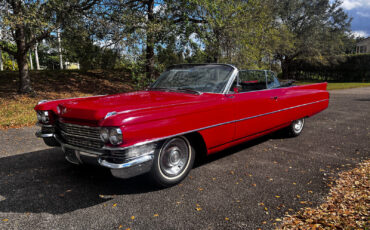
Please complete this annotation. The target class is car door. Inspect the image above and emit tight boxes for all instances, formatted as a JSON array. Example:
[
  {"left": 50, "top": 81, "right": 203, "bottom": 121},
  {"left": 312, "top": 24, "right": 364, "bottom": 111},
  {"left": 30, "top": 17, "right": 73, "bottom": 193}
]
[{"left": 232, "top": 70, "right": 282, "bottom": 140}]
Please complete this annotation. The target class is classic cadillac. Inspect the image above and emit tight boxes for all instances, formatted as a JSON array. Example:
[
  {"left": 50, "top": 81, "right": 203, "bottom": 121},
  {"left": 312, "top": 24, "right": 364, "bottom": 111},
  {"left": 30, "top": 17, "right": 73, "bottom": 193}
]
[{"left": 35, "top": 64, "right": 329, "bottom": 187}]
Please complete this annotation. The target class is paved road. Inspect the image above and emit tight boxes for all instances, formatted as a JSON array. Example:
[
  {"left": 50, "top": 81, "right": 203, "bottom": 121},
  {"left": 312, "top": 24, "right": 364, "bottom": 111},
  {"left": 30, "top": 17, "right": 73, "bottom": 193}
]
[{"left": 0, "top": 87, "right": 369, "bottom": 230}]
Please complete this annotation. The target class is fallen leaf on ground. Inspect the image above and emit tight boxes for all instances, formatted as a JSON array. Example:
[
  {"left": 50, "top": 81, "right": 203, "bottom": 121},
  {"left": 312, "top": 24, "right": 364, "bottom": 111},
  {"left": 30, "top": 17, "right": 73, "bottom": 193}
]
[{"left": 278, "top": 160, "right": 370, "bottom": 229}]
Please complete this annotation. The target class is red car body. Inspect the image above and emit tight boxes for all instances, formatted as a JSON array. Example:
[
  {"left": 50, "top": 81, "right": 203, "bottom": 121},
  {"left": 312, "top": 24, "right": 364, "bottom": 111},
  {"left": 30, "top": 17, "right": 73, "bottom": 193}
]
[{"left": 34, "top": 65, "right": 329, "bottom": 185}]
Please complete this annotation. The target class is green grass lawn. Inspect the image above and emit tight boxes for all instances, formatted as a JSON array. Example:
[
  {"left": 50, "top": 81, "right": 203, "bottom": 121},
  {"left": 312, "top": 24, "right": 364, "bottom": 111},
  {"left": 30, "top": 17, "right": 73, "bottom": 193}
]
[{"left": 295, "top": 82, "right": 370, "bottom": 90}]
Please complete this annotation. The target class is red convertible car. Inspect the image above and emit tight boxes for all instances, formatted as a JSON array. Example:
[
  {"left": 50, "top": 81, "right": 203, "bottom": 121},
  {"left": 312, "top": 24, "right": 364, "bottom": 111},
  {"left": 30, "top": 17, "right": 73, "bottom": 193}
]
[{"left": 35, "top": 64, "right": 329, "bottom": 187}]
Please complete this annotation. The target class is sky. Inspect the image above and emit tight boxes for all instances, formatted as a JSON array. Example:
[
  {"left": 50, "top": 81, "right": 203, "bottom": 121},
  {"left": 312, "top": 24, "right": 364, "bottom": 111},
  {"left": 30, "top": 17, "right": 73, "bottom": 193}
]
[{"left": 341, "top": 0, "right": 370, "bottom": 37}]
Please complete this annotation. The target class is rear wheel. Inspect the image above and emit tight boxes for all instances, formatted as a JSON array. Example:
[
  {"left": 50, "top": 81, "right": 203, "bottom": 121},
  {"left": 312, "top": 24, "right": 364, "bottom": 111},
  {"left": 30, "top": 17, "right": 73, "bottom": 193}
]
[
  {"left": 150, "top": 136, "right": 195, "bottom": 187},
  {"left": 286, "top": 118, "right": 305, "bottom": 137}
]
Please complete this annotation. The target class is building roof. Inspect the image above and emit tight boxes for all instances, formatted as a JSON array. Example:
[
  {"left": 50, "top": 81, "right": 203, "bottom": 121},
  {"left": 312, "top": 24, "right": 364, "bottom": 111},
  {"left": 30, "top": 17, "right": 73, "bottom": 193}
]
[{"left": 357, "top": 37, "right": 370, "bottom": 46}]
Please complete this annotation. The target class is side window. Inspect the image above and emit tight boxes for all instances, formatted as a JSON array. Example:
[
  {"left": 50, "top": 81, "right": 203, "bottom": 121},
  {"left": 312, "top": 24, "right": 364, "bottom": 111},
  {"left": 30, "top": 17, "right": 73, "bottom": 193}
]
[
  {"left": 266, "top": 72, "right": 280, "bottom": 89},
  {"left": 238, "top": 71, "right": 267, "bottom": 92}
]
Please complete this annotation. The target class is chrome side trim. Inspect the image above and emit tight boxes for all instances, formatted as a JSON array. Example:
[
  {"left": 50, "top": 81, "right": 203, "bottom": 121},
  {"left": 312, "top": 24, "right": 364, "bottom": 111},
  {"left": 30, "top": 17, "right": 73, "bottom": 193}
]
[{"left": 103, "top": 99, "right": 329, "bottom": 151}]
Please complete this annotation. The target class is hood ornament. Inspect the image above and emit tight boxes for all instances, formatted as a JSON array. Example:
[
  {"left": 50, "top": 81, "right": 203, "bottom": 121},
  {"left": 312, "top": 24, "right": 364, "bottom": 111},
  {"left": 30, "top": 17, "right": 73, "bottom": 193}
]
[{"left": 105, "top": 111, "right": 117, "bottom": 119}]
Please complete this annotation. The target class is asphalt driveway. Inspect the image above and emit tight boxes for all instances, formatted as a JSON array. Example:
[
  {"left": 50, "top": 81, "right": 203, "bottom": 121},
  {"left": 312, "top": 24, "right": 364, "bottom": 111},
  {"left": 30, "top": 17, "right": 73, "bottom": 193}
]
[{"left": 0, "top": 87, "right": 369, "bottom": 230}]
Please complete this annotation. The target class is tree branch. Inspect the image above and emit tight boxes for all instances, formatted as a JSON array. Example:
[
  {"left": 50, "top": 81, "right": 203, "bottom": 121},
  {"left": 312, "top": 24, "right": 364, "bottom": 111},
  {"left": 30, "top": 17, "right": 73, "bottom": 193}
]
[
  {"left": 173, "top": 17, "right": 207, "bottom": 24},
  {"left": 25, "top": 29, "right": 51, "bottom": 51}
]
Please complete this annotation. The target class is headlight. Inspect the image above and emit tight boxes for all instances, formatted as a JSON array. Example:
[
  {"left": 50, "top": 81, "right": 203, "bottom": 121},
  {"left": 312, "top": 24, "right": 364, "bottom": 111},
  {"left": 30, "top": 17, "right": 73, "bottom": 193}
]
[
  {"left": 37, "top": 111, "right": 42, "bottom": 122},
  {"left": 109, "top": 128, "right": 123, "bottom": 145},
  {"left": 100, "top": 128, "right": 110, "bottom": 143},
  {"left": 37, "top": 111, "right": 50, "bottom": 124}
]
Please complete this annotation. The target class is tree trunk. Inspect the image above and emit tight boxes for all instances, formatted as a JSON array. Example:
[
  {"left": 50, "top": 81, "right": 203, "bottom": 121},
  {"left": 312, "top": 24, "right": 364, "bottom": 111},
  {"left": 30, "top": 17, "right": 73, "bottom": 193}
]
[
  {"left": 29, "top": 51, "right": 34, "bottom": 70},
  {"left": 213, "top": 29, "right": 221, "bottom": 63},
  {"left": 17, "top": 53, "right": 32, "bottom": 93},
  {"left": 35, "top": 42, "right": 40, "bottom": 70},
  {"left": 281, "top": 57, "right": 292, "bottom": 79},
  {"left": 145, "top": 0, "right": 155, "bottom": 79},
  {"left": 0, "top": 49, "right": 3, "bottom": 71},
  {"left": 57, "top": 29, "right": 63, "bottom": 70},
  {"left": 15, "top": 23, "right": 33, "bottom": 93}
]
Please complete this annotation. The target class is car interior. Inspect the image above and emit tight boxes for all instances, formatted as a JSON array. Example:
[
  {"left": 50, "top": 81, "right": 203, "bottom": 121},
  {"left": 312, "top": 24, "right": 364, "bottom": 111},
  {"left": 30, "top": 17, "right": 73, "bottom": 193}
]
[{"left": 230, "top": 70, "right": 282, "bottom": 93}]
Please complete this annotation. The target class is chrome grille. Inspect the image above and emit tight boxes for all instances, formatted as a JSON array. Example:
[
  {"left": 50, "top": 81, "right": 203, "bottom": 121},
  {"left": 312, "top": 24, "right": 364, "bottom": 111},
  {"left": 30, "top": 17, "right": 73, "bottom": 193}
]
[
  {"left": 58, "top": 122, "right": 103, "bottom": 149},
  {"left": 59, "top": 122, "right": 100, "bottom": 140}
]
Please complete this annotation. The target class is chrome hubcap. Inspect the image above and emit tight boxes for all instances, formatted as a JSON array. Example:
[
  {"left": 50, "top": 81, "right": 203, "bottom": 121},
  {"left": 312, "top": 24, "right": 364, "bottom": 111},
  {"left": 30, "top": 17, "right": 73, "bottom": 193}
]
[
  {"left": 293, "top": 119, "right": 304, "bottom": 133},
  {"left": 159, "top": 138, "right": 190, "bottom": 177}
]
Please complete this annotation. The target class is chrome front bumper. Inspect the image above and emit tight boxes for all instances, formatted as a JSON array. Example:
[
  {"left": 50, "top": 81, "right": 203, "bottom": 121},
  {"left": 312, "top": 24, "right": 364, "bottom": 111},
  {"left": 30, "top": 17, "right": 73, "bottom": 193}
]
[{"left": 36, "top": 131, "right": 155, "bottom": 179}]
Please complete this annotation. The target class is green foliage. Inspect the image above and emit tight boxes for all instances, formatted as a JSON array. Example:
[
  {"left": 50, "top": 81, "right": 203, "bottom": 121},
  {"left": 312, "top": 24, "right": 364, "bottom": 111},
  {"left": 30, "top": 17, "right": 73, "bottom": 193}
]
[
  {"left": 0, "top": 48, "right": 18, "bottom": 70},
  {"left": 191, "top": 0, "right": 276, "bottom": 69}
]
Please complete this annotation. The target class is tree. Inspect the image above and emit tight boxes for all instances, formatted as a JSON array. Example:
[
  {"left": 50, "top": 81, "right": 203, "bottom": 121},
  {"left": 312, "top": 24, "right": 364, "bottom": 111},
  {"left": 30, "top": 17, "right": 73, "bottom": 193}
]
[
  {"left": 93, "top": 0, "right": 206, "bottom": 79},
  {"left": 0, "top": 0, "right": 99, "bottom": 94},
  {"left": 273, "top": 0, "right": 351, "bottom": 78},
  {"left": 0, "top": 49, "right": 3, "bottom": 71}
]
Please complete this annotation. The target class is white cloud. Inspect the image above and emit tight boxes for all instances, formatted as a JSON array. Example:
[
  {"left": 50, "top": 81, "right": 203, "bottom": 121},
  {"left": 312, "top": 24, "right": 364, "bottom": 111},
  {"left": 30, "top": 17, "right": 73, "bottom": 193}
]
[
  {"left": 341, "top": 0, "right": 370, "bottom": 10},
  {"left": 352, "top": 30, "right": 369, "bottom": 37},
  {"left": 357, "top": 11, "right": 370, "bottom": 17}
]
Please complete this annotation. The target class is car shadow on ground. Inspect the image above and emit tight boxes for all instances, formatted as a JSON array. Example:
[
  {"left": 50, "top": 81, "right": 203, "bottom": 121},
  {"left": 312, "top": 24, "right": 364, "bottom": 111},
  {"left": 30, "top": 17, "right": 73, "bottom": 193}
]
[{"left": 0, "top": 132, "right": 282, "bottom": 215}]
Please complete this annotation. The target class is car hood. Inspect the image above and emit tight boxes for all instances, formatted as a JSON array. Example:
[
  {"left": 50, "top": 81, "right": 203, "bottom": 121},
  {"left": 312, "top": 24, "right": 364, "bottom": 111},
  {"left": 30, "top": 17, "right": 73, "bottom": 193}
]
[{"left": 56, "top": 90, "right": 208, "bottom": 123}]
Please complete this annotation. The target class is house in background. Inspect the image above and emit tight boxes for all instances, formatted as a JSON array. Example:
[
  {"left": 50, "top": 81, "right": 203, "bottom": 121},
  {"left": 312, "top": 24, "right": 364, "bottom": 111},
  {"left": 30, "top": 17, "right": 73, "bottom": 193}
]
[
  {"left": 65, "top": 61, "right": 80, "bottom": 70},
  {"left": 356, "top": 37, "right": 370, "bottom": 54}
]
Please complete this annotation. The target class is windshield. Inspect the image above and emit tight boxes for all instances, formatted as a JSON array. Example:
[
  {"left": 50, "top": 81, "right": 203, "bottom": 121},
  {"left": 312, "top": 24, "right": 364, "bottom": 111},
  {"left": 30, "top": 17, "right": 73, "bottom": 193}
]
[{"left": 150, "top": 64, "right": 234, "bottom": 93}]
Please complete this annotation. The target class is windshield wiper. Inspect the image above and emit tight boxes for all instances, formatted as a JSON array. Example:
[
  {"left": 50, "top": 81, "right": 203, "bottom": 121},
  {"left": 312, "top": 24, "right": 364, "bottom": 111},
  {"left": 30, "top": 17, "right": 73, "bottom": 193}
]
[
  {"left": 149, "top": 87, "right": 173, "bottom": 91},
  {"left": 176, "top": 87, "right": 202, "bottom": 95},
  {"left": 149, "top": 87, "right": 201, "bottom": 95}
]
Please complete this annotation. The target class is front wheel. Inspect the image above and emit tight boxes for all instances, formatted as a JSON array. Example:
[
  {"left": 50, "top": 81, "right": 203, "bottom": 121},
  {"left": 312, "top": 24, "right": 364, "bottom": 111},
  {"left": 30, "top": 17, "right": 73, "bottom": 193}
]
[
  {"left": 150, "top": 136, "right": 195, "bottom": 187},
  {"left": 286, "top": 118, "right": 305, "bottom": 137}
]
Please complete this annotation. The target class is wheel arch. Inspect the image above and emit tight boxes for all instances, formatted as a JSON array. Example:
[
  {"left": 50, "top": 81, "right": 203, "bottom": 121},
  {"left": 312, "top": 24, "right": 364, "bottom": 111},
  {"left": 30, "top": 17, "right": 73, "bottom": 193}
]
[{"left": 184, "top": 132, "right": 208, "bottom": 161}]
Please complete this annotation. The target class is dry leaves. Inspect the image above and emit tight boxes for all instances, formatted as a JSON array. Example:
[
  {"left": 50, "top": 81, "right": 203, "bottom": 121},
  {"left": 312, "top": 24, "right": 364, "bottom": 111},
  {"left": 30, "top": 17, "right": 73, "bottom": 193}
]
[{"left": 279, "top": 160, "right": 369, "bottom": 229}]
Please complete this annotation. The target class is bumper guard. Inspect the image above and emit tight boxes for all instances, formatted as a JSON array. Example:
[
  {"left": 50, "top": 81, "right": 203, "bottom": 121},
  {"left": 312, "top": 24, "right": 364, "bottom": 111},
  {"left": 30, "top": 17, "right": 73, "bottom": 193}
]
[{"left": 36, "top": 131, "right": 155, "bottom": 179}]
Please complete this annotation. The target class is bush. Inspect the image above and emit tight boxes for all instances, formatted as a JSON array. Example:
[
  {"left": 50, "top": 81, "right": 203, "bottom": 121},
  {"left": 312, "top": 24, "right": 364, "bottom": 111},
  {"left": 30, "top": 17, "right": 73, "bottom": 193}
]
[{"left": 290, "top": 54, "right": 370, "bottom": 82}]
